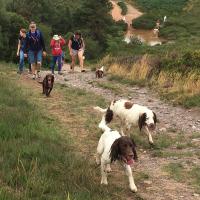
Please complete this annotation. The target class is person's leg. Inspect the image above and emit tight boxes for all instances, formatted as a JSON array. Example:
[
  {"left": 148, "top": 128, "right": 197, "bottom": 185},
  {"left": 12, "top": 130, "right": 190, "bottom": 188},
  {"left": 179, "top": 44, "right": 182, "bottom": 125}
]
[
  {"left": 27, "top": 55, "right": 32, "bottom": 74},
  {"left": 28, "top": 50, "right": 36, "bottom": 79},
  {"left": 51, "top": 56, "right": 57, "bottom": 74},
  {"left": 70, "top": 50, "right": 77, "bottom": 71},
  {"left": 28, "top": 63, "right": 32, "bottom": 73},
  {"left": 36, "top": 50, "right": 42, "bottom": 78},
  {"left": 61, "top": 52, "right": 64, "bottom": 67},
  {"left": 78, "top": 50, "right": 84, "bottom": 71},
  {"left": 19, "top": 49, "right": 24, "bottom": 73},
  {"left": 57, "top": 55, "right": 62, "bottom": 74}
]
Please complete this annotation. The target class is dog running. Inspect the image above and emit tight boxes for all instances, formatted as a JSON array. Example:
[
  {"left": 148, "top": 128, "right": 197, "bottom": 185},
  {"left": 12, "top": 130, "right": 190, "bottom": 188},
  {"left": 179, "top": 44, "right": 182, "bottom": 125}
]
[{"left": 40, "top": 74, "right": 54, "bottom": 97}]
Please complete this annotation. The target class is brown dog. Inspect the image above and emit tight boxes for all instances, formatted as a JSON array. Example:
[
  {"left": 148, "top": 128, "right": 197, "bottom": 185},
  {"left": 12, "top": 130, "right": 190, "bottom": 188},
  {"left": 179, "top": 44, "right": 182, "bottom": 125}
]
[
  {"left": 96, "top": 66, "right": 104, "bottom": 78},
  {"left": 42, "top": 74, "right": 54, "bottom": 97}
]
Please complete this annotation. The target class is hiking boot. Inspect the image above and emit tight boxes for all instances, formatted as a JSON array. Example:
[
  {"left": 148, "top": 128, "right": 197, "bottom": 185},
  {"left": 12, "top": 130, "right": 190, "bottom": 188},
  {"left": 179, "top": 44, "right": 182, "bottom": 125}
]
[
  {"left": 58, "top": 71, "right": 63, "bottom": 75},
  {"left": 17, "top": 71, "right": 22, "bottom": 74}
]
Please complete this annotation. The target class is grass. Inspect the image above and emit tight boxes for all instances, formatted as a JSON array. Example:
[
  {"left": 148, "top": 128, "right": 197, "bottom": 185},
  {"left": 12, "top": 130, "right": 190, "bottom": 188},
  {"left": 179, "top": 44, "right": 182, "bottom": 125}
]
[
  {"left": 1, "top": 63, "right": 153, "bottom": 199},
  {"left": 0, "top": 71, "right": 115, "bottom": 200},
  {"left": 164, "top": 163, "right": 200, "bottom": 191},
  {"left": 102, "top": 53, "right": 200, "bottom": 108},
  {"left": 95, "top": 81, "right": 121, "bottom": 93},
  {"left": 164, "top": 163, "right": 185, "bottom": 182},
  {"left": 108, "top": 75, "right": 147, "bottom": 87},
  {"left": 0, "top": 65, "right": 116, "bottom": 199}
]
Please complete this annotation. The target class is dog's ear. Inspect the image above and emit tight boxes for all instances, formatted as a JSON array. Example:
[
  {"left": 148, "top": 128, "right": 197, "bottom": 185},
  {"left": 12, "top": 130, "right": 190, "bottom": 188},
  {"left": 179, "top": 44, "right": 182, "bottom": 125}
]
[
  {"left": 153, "top": 112, "right": 158, "bottom": 123},
  {"left": 105, "top": 107, "right": 113, "bottom": 124},
  {"left": 110, "top": 138, "right": 121, "bottom": 163},
  {"left": 131, "top": 138, "right": 138, "bottom": 161},
  {"left": 51, "top": 75, "right": 54, "bottom": 83},
  {"left": 45, "top": 75, "right": 48, "bottom": 86},
  {"left": 138, "top": 113, "right": 146, "bottom": 131}
]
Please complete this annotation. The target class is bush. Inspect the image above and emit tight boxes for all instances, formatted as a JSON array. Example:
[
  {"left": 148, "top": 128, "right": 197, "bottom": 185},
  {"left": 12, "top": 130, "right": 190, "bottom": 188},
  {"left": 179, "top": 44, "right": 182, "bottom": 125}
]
[
  {"left": 0, "top": 11, "right": 28, "bottom": 62},
  {"left": 132, "top": 14, "right": 158, "bottom": 30},
  {"left": 117, "top": 1, "right": 128, "bottom": 15},
  {"left": 84, "top": 37, "right": 103, "bottom": 60}
]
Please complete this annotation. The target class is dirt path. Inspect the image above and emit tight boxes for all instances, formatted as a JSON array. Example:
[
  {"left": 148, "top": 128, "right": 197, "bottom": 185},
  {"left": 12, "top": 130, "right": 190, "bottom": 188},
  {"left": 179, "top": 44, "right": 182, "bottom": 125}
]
[
  {"left": 41, "top": 64, "right": 200, "bottom": 133},
  {"left": 23, "top": 65, "right": 200, "bottom": 200}
]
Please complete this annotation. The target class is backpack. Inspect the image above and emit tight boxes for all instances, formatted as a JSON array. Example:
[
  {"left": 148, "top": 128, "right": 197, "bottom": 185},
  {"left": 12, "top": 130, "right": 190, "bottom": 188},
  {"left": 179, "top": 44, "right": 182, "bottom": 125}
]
[
  {"left": 71, "top": 35, "right": 83, "bottom": 50},
  {"left": 28, "top": 29, "right": 41, "bottom": 43}
]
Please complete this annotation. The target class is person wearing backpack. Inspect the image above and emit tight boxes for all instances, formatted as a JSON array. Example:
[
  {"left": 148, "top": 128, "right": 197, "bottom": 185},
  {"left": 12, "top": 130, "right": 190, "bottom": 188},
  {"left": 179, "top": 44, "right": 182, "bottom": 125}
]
[
  {"left": 24, "top": 22, "right": 46, "bottom": 79},
  {"left": 50, "top": 35, "right": 66, "bottom": 75},
  {"left": 68, "top": 32, "right": 85, "bottom": 72}
]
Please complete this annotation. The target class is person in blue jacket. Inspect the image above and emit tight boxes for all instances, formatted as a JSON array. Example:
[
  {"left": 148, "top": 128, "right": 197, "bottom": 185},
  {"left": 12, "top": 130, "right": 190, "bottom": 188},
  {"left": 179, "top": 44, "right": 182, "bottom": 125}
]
[{"left": 24, "top": 22, "right": 46, "bottom": 79}]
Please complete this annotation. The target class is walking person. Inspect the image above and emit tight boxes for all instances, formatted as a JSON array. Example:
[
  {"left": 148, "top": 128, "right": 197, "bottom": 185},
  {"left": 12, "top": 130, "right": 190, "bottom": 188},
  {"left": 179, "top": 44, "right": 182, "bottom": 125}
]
[
  {"left": 16, "top": 28, "right": 27, "bottom": 74},
  {"left": 68, "top": 32, "right": 85, "bottom": 72},
  {"left": 50, "top": 35, "right": 66, "bottom": 75},
  {"left": 24, "top": 22, "right": 46, "bottom": 79}
]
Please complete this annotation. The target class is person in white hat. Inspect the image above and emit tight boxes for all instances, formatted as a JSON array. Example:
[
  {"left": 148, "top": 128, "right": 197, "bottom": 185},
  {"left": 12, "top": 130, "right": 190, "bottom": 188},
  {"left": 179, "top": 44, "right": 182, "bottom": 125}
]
[{"left": 50, "top": 34, "right": 66, "bottom": 74}]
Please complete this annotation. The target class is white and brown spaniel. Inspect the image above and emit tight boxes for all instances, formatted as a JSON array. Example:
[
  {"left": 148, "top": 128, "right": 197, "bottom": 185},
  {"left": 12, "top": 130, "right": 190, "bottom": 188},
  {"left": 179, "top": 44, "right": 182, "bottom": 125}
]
[
  {"left": 94, "top": 99, "right": 157, "bottom": 144},
  {"left": 96, "top": 127, "right": 138, "bottom": 192},
  {"left": 95, "top": 66, "right": 104, "bottom": 78}
]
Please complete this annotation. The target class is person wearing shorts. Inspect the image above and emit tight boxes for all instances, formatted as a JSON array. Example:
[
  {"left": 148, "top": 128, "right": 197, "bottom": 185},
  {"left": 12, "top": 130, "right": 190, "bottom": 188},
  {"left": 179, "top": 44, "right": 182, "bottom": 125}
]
[
  {"left": 68, "top": 32, "right": 85, "bottom": 72},
  {"left": 24, "top": 22, "right": 46, "bottom": 79}
]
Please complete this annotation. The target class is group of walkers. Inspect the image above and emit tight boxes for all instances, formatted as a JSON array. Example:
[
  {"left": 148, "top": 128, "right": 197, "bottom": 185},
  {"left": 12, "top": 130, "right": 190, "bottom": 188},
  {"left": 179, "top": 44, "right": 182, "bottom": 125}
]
[{"left": 17, "top": 21, "right": 85, "bottom": 79}]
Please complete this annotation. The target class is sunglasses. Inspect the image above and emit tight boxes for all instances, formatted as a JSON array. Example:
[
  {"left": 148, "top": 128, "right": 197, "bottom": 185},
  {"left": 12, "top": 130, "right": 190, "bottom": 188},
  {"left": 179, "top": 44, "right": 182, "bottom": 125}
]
[{"left": 30, "top": 26, "right": 36, "bottom": 29}]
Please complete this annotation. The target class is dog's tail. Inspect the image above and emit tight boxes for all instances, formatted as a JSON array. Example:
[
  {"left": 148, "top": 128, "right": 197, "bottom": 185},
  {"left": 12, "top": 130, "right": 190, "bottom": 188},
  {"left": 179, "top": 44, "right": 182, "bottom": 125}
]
[
  {"left": 98, "top": 115, "right": 112, "bottom": 132},
  {"left": 100, "top": 66, "right": 104, "bottom": 71},
  {"left": 93, "top": 106, "right": 107, "bottom": 113}
]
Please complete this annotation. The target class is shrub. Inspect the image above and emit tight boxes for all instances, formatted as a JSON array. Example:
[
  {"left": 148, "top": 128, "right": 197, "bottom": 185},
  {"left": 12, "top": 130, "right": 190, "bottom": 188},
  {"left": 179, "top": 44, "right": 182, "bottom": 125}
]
[
  {"left": 117, "top": 1, "right": 128, "bottom": 15},
  {"left": 132, "top": 14, "right": 158, "bottom": 30}
]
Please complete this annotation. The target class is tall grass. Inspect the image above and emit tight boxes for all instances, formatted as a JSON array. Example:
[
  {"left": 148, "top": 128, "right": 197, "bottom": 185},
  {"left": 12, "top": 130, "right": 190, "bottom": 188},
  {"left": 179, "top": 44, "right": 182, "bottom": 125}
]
[{"left": 103, "top": 54, "right": 200, "bottom": 107}]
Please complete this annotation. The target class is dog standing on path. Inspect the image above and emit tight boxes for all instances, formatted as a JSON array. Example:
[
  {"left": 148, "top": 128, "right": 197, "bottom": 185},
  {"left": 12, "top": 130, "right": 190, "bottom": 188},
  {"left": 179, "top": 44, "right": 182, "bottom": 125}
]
[
  {"left": 94, "top": 99, "right": 158, "bottom": 145},
  {"left": 41, "top": 74, "right": 54, "bottom": 97},
  {"left": 96, "top": 66, "right": 104, "bottom": 78},
  {"left": 96, "top": 126, "right": 138, "bottom": 192}
]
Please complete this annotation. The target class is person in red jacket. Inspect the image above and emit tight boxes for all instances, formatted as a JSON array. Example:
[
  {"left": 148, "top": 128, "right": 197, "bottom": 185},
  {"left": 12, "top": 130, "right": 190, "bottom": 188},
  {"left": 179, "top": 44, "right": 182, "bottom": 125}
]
[{"left": 50, "top": 35, "right": 66, "bottom": 74}]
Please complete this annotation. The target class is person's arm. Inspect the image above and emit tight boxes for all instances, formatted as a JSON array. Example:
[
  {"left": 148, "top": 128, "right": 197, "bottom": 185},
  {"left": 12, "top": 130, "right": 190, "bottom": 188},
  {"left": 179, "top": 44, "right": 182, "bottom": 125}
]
[
  {"left": 68, "top": 39, "right": 72, "bottom": 55},
  {"left": 60, "top": 37, "right": 66, "bottom": 46},
  {"left": 17, "top": 39, "right": 21, "bottom": 56},
  {"left": 40, "top": 32, "right": 46, "bottom": 55},
  {"left": 82, "top": 38, "right": 85, "bottom": 50}
]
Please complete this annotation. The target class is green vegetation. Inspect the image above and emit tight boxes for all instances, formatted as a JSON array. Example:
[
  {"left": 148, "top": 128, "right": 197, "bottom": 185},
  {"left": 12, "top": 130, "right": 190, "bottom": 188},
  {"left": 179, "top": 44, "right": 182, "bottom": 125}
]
[
  {"left": 0, "top": 64, "right": 112, "bottom": 199},
  {"left": 117, "top": 1, "right": 128, "bottom": 15},
  {"left": 164, "top": 163, "right": 200, "bottom": 191},
  {"left": 102, "top": 52, "right": 200, "bottom": 107},
  {"left": 132, "top": 0, "right": 188, "bottom": 30},
  {"left": 0, "top": 0, "right": 125, "bottom": 62},
  {"left": 1, "top": 64, "right": 154, "bottom": 199}
]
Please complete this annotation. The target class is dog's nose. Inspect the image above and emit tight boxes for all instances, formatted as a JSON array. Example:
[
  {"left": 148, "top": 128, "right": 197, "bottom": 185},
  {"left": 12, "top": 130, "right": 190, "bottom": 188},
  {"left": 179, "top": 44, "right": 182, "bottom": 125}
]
[{"left": 149, "top": 123, "right": 155, "bottom": 129}]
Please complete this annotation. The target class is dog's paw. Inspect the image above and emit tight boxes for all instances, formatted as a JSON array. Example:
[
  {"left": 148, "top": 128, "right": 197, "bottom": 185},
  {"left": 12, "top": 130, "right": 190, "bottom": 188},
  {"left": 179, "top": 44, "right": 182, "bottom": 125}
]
[
  {"left": 130, "top": 185, "right": 137, "bottom": 193},
  {"left": 96, "top": 159, "right": 101, "bottom": 166},
  {"left": 101, "top": 179, "right": 108, "bottom": 185},
  {"left": 106, "top": 165, "right": 112, "bottom": 173}
]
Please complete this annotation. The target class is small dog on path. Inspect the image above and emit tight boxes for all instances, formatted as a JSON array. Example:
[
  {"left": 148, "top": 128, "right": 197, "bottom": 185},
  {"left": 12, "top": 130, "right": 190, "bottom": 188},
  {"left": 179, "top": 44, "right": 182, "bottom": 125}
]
[
  {"left": 96, "top": 66, "right": 104, "bottom": 78},
  {"left": 40, "top": 74, "right": 54, "bottom": 97}
]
